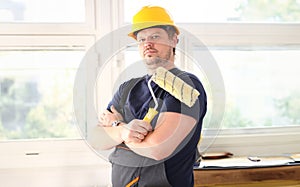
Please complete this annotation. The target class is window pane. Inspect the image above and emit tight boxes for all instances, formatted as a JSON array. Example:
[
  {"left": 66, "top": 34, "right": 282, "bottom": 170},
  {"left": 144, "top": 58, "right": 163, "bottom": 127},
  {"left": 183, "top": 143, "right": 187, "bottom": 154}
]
[
  {"left": 0, "top": 51, "right": 83, "bottom": 140},
  {"left": 124, "top": 0, "right": 300, "bottom": 23},
  {"left": 0, "top": 0, "right": 85, "bottom": 23},
  {"left": 213, "top": 49, "right": 300, "bottom": 128},
  {"left": 102, "top": 48, "right": 300, "bottom": 129}
]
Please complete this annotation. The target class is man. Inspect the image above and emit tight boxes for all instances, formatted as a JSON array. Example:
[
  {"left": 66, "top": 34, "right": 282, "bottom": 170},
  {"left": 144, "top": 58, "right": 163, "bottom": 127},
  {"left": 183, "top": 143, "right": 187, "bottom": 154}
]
[{"left": 96, "top": 6, "right": 207, "bottom": 187}]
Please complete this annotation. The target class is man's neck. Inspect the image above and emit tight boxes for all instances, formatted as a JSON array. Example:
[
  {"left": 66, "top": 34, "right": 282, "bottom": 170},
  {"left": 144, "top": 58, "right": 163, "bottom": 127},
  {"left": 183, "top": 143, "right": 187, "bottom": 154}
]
[{"left": 147, "top": 63, "right": 176, "bottom": 75}]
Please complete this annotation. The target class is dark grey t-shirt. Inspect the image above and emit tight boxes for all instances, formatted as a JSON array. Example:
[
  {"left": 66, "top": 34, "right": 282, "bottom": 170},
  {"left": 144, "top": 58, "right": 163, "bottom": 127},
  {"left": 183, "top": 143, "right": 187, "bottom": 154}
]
[{"left": 108, "top": 68, "right": 207, "bottom": 187}]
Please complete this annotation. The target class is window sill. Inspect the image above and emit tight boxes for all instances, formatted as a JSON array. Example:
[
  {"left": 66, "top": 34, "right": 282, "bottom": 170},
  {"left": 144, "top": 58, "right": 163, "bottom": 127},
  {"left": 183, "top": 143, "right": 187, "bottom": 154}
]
[{"left": 199, "top": 126, "right": 300, "bottom": 156}]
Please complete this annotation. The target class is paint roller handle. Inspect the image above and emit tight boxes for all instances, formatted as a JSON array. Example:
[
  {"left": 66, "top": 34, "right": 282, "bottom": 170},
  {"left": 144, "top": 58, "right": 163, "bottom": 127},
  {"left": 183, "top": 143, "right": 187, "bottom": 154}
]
[{"left": 143, "top": 108, "right": 158, "bottom": 123}]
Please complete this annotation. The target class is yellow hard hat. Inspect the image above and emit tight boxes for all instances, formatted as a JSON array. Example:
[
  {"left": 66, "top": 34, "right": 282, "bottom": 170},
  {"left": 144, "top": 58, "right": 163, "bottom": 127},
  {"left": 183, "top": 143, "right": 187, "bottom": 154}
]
[{"left": 128, "top": 6, "right": 180, "bottom": 39}]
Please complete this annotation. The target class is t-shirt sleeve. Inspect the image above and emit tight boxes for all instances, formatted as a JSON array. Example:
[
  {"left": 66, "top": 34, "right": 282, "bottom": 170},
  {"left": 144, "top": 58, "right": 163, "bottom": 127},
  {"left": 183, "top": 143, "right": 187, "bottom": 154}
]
[{"left": 106, "top": 81, "right": 127, "bottom": 113}]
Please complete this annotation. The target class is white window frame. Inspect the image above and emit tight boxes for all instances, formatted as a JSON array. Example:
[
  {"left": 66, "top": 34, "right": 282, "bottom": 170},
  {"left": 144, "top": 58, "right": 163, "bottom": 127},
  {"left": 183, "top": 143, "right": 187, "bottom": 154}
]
[
  {"left": 0, "top": 0, "right": 101, "bottom": 143},
  {"left": 179, "top": 23, "right": 300, "bottom": 47},
  {"left": 0, "top": 1, "right": 120, "bottom": 181},
  {"left": 178, "top": 23, "right": 300, "bottom": 155}
]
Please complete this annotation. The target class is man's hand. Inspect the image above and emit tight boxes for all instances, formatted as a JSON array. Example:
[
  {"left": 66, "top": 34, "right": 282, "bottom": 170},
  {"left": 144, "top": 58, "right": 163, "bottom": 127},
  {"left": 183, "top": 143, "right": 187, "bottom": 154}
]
[
  {"left": 121, "top": 119, "right": 152, "bottom": 143},
  {"left": 98, "top": 105, "right": 124, "bottom": 127}
]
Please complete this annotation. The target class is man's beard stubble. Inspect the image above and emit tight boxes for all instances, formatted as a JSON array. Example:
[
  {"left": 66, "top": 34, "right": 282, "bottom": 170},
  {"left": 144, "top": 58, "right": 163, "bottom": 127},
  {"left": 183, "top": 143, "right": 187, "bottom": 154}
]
[{"left": 144, "top": 48, "right": 172, "bottom": 70}]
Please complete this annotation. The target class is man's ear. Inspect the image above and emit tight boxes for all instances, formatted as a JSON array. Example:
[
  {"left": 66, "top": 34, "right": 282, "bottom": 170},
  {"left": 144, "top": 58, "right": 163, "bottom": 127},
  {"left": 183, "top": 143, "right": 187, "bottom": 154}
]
[{"left": 171, "top": 34, "right": 179, "bottom": 47}]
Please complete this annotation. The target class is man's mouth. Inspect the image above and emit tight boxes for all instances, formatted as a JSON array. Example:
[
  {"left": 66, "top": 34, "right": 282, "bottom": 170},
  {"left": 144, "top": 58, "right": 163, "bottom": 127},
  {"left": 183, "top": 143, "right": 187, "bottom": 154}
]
[{"left": 144, "top": 49, "right": 157, "bottom": 56}]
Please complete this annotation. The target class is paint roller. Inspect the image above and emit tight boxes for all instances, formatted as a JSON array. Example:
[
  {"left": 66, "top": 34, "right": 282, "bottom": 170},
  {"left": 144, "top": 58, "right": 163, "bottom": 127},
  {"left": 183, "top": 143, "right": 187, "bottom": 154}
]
[{"left": 143, "top": 67, "right": 200, "bottom": 123}]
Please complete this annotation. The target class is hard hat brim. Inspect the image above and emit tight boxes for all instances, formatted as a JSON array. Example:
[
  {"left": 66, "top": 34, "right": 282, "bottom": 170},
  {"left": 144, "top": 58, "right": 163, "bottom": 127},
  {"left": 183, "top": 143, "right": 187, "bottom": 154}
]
[{"left": 128, "top": 22, "right": 180, "bottom": 40}]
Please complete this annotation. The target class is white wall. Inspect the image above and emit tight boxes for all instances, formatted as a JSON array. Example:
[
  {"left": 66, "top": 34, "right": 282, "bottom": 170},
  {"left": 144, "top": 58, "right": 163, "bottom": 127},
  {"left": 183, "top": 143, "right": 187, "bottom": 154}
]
[{"left": 0, "top": 140, "right": 112, "bottom": 187}]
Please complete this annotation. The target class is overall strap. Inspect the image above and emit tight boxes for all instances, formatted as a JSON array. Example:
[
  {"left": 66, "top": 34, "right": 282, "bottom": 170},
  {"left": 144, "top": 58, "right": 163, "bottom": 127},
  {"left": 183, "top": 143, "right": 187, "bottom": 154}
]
[{"left": 119, "top": 76, "right": 145, "bottom": 116}]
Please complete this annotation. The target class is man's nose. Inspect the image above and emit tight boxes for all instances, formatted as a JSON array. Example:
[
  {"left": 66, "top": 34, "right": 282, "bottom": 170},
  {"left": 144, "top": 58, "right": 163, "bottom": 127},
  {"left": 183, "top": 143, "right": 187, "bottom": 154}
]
[{"left": 144, "top": 40, "right": 153, "bottom": 48}]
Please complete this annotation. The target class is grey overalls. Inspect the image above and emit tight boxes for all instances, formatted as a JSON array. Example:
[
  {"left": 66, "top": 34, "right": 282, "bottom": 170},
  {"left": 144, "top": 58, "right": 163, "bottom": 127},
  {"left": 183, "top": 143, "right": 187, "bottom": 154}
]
[{"left": 109, "top": 77, "right": 172, "bottom": 187}]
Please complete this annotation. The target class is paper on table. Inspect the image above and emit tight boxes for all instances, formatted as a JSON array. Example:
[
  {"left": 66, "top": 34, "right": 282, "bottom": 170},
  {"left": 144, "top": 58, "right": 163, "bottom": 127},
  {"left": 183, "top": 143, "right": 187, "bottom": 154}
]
[
  {"left": 290, "top": 153, "right": 300, "bottom": 162},
  {"left": 198, "top": 156, "right": 294, "bottom": 169}
]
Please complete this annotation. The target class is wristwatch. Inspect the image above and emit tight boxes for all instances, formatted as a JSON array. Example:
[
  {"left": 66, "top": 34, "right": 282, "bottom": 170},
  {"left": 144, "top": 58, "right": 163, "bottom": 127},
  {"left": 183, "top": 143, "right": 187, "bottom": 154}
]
[{"left": 112, "top": 120, "right": 122, "bottom": 127}]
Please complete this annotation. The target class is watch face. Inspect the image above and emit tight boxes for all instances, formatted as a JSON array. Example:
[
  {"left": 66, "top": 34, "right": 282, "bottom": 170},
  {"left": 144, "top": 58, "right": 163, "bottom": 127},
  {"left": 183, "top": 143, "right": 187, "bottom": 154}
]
[{"left": 112, "top": 120, "right": 121, "bottom": 127}]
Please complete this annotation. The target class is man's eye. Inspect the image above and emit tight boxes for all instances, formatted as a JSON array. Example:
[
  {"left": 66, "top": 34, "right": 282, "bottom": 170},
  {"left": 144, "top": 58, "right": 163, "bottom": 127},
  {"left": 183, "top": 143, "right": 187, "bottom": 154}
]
[
  {"left": 151, "top": 35, "right": 160, "bottom": 40},
  {"left": 138, "top": 38, "right": 145, "bottom": 43}
]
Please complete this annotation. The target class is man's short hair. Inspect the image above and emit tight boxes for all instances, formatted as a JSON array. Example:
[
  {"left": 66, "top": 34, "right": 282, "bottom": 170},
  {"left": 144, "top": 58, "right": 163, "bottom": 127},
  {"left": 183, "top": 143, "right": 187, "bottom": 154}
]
[
  {"left": 133, "top": 25, "right": 177, "bottom": 39},
  {"left": 134, "top": 25, "right": 177, "bottom": 55}
]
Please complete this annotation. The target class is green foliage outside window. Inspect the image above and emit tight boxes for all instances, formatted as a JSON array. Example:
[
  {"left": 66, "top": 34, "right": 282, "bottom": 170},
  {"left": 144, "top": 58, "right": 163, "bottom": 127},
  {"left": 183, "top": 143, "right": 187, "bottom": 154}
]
[
  {"left": 236, "top": 0, "right": 300, "bottom": 22},
  {"left": 0, "top": 75, "right": 79, "bottom": 140}
]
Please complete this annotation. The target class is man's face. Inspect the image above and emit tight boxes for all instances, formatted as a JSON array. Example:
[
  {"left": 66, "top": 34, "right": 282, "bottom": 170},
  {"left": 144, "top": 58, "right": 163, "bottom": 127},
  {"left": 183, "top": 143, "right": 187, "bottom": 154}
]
[{"left": 136, "top": 27, "right": 175, "bottom": 70}]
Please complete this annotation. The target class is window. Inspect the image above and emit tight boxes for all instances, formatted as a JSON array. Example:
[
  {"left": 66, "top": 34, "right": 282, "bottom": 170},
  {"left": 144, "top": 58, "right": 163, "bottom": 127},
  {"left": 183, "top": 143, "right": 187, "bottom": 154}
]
[
  {"left": 1, "top": 0, "right": 299, "bottom": 156},
  {"left": 0, "top": 50, "right": 83, "bottom": 139},
  {"left": 214, "top": 49, "right": 300, "bottom": 128},
  {"left": 0, "top": 0, "right": 96, "bottom": 140},
  {"left": 0, "top": 0, "right": 95, "bottom": 35}
]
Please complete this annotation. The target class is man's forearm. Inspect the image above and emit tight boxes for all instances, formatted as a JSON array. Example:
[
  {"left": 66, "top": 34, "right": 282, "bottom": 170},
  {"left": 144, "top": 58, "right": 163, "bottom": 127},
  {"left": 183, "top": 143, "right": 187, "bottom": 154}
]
[
  {"left": 125, "top": 131, "right": 171, "bottom": 161},
  {"left": 88, "top": 125, "right": 124, "bottom": 150},
  {"left": 125, "top": 112, "right": 196, "bottom": 161}
]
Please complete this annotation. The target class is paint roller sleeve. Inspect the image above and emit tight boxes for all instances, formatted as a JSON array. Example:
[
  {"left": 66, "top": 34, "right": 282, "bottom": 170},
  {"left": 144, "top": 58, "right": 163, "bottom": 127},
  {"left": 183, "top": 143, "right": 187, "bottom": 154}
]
[{"left": 151, "top": 67, "right": 200, "bottom": 107}]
